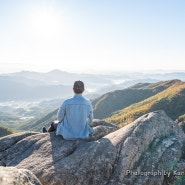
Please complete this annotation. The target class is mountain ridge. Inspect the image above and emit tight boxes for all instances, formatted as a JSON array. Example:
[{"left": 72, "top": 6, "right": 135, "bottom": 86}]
[
  {"left": 1, "top": 79, "right": 185, "bottom": 133},
  {"left": 1, "top": 70, "right": 185, "bottom": 101},
  {"left": 105, "top": 79, "right": 185, "bottom": 126},
  {"left": 93, "top": 79, "right": 181, "bottom": 119}
]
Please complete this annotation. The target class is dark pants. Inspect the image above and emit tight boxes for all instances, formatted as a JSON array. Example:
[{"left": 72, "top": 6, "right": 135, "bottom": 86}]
[{"left": 47, "top": 120, "right": 59, "bottom": 132}]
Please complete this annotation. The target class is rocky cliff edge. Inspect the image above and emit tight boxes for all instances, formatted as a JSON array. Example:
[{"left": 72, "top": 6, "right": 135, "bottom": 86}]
[{"left": 1, "top": 110, "right": 185, "bottom": 185}]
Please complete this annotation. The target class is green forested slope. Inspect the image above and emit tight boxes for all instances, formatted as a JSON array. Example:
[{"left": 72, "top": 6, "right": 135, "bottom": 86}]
[
  {"left": 105, "top": 80, "right": 185, "bottom": 127},
  {"left": 19, "top": 109, "right": 58, "bottom": 132},
  {"left": 93, "top": 80, "right": 179, "bottom": 119},
  {"left": 0, "top": 126, "right": 14, "bottom": 137}
]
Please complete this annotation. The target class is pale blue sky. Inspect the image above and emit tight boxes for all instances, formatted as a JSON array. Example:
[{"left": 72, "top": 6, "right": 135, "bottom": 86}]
[{"left": 0, "top": 0, "right": 185, "bottom": 74}]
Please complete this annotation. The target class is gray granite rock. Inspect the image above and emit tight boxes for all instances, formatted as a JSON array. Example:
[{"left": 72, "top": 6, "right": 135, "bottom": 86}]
[
  {"left": 0, "top": 166, "right": 42, "bottom": 185},
  {"left": 0, "top": 111, "right": 185, "bottom": 185}
]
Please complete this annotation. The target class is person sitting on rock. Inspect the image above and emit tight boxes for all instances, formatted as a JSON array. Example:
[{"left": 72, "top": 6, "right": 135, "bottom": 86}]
[{"left": 42, "top": 80, "right": 94, "bottom": 140}]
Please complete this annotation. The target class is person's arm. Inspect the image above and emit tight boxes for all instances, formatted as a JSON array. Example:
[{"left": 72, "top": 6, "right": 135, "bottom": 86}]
[
  {"left": 57, "top": 102, "right": 66, "bottom": 122},
  {"left": 87, "top": 102, "right": 93, "bottom": 124}
]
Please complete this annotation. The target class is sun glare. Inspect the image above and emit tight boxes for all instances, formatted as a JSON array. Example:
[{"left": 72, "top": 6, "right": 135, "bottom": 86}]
[{"left": 30, "top": 7, "right": 60, "bottom": 39}]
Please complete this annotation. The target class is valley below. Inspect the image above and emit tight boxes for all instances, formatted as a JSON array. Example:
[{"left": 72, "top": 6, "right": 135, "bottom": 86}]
[{"left": 1, "top": 70, "right": 185, "bottom": 134}]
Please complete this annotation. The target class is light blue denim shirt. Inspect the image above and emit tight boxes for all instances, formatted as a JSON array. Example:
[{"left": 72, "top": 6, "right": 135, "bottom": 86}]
[{"left": 56, "top": 94, "right": 94, "bottom": 140}]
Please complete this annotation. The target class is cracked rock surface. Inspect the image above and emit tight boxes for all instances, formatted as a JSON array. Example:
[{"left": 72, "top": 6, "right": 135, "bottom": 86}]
[{"left": 1, "top": 110, "right": 185, "bottom": 185}]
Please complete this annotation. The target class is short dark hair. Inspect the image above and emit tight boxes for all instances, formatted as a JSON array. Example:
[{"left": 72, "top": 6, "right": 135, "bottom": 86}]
[{"left": 73, "top": 80, "right": 84, "bottom": 94}]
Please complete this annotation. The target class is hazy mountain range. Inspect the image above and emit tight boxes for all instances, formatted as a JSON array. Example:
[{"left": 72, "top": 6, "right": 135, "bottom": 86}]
[
  {"left": 1, "top": 70, "right": 185, "bottom": 135},
  {"left": 1, "top": 79, "right": 185, "bottom": 134},
  {"left": 47, "top": 80, "right": 185, "bottom": 131},
  {"left": 1, "top": 70, "right": 185, "bottom": 101}
]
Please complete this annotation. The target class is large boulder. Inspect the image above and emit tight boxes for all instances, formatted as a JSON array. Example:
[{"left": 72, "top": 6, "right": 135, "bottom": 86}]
[{"left": 0, "top": 110, "right": 185, "bottom": 185}]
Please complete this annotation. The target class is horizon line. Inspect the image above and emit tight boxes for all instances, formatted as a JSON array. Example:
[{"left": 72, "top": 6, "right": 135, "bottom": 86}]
[{"left": 0, "top": 68, "right": 185, "bottom": 75}]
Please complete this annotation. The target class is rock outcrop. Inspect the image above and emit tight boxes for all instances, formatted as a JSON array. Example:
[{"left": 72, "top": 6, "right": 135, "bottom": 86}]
[
  {"left": 1, "top": 110, "right": 185, "bottom": 185},
  {"left": 0, "top": 166, "right": 42, "bottom": 185}
]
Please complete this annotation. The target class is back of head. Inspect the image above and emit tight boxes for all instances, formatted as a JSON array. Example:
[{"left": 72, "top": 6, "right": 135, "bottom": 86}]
[{"left": 73, "top": 80, "right": 84, "bottom": 94}]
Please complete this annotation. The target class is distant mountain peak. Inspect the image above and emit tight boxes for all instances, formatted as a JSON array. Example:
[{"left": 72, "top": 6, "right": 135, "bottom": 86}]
[{"left": 47, "top": 69, "right": 70, "bottom": 74}]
